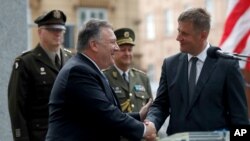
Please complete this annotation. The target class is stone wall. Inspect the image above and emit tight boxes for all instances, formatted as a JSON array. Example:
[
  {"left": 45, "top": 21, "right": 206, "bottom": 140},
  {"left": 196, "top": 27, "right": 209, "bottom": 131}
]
[{"left": 0, "top": 0, "right": 28, "bottom": 140}]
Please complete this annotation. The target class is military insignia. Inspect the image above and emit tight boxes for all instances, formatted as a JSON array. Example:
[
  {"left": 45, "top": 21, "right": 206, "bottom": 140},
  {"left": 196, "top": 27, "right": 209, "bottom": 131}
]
[
  {"left": 15, "top": 128, "right": 21, "bottom": 137},
  {"left": 124, "top": 31, "right": 129, "bottom": 38},
  {"left": 134, "top": 85, "right": 146, "bottom": 92},
  {"left": 130, "top": 70, "right": 134, "bottom": 77},
  {"left": 114, "top": 87, "right": 122, "bottom": 93},
  {"left": 15, "top": 62, "right": 19, "bottom": 69},
  {"left": 112, "top": 71, "right": 117, "bottom": 78},
  {"left": 53, "top": 10, "right": 61, "bottom": 19},
  {"left": 40, "top": 67, "right": 46, "bottom": 75}
]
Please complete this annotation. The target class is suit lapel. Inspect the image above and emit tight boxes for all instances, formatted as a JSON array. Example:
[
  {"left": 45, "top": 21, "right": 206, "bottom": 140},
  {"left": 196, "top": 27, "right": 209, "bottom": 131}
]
[
  {"left": 186, "top": 56, "right": 217, "bottom": 115},
  {"left": 77, "top": 54, "right": 119, "bottom": 107},
  {"left": 129, "top": 70, "right": 137, "bottom": 92},
  {"left": 177, "top": 54, "right": 189, "bottom": 110}
]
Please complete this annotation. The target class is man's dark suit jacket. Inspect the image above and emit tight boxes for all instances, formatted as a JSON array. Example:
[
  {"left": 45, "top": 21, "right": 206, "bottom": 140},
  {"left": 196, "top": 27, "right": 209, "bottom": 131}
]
[
  {"left": 146, "top": 46, "right": 249, "bottom": 135},
  {"left": 45, "top": 53, "right": 144, "bottom": 141}
]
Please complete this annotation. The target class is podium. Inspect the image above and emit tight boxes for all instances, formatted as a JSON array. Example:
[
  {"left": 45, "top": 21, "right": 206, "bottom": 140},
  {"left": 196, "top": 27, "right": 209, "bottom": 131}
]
[{"left": 159, "top": 131, "right": 230, "bottom": 141}]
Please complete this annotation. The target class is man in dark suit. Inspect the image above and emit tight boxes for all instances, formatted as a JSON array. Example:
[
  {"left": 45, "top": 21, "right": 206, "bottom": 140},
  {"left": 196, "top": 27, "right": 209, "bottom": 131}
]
[
  {"left": 146, "top": 8, "right": 249, "bottom": 136},
  {"left": 8, "top": 10, "right": 72, "bottom": 141},
  {"left": 45, "top": 19, "right": 156, "bottom": 141}
]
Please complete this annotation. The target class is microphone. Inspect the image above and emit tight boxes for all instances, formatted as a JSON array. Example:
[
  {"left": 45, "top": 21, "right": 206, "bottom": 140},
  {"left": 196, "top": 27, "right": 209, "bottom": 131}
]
[{"left": 207, "top": 47, "right": 243, "bottom": 60}]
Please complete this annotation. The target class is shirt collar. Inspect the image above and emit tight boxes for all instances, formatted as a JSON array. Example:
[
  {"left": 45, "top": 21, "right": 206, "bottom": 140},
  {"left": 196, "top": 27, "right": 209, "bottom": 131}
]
[
  {"left": 188, "top": 42, "right": 210, "bottom": 62},
  {"left": 41, "top": 46, "right": 61, "bottom": 61},
  {"left": 114, "top": 64, "right": 129, "bottom": 76},
  {"left": 81, "top": 53, "right": 103, "bottom": 75}
]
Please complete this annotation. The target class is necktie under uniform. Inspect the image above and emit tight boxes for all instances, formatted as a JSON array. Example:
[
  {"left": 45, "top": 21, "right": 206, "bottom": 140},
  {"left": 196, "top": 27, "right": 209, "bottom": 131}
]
[
  {"left": 189, "top": 57, "right": 198, "bottom": 104},
  {"left": 122, "top": 72, "right": 127, "bottom": 81},
  {"left": 55, "top": 54, "right": 61, "bottom": 70}
]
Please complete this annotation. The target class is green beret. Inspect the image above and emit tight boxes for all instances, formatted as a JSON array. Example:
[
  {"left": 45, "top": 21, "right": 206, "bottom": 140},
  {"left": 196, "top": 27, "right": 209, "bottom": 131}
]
[
  {"left": 114, "top": 28, "right": 135, "bottom": 46},
  {"left": 34, "top": 10, "right": 66, "bottom": 30}
]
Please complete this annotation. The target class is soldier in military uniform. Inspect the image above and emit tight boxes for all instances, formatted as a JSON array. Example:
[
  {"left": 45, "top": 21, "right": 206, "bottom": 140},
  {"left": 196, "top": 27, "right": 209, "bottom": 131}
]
[
  {"left": 103, "top": 27, "right": 153, "bottom": 115},
  {"left": 8, "top": 10, "right": 72, "bottom": 141}
]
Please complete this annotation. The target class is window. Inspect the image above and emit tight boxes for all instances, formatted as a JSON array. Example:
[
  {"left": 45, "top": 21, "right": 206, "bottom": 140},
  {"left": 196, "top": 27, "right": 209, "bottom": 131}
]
[
  {"left": 205, "top": 0, "right": 215, "bottom": 26},
  {"left": 63, "top": 25, "right": 75, "bottom": 49},
  {"left": 146, "top": 14, "right": 155, "bottom": 40},
  {"left": 164, "top": 9, "right": 174, "bottom": 36},
  {"left": 77, "top": 8, "right": 108, "bottom": 29}
]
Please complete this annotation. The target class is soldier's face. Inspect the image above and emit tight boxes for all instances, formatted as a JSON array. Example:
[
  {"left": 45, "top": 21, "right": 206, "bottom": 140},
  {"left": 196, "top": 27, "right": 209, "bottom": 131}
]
[
  {"left": 39, "top": 27, "right": 65, "bottom": 51},
  {"left": 114, "top": 44, "right": 133, "bottom": 68}
]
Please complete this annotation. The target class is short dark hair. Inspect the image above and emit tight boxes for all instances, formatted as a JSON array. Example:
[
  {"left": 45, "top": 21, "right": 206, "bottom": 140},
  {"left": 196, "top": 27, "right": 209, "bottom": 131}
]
[
  {"left": 178, "top": 8, "right": 211, "bottom": 32},
  {"left": 76, "top": 19, "right": 113, "bottom": 52}
]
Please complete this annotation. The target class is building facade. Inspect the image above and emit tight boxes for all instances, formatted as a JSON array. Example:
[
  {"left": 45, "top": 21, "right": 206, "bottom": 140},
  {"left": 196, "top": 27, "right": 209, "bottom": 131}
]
[{"left": 29, "top": 0, "right": 250, "bottom": 117}]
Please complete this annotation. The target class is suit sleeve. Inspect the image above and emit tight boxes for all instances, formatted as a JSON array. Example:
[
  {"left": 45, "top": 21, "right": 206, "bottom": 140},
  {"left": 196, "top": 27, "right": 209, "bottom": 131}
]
[
  {"left": 146, "top": 59, "right": 170, "bottom": 131},
  {"left": 226, "top": 60, "right": 249, "bottom": 125},
  {"left": 8, "top": 58, "right": 30, "bottom": 141},
  {"left": 67, "top": 66, "right": 145, "bottom": 140}
]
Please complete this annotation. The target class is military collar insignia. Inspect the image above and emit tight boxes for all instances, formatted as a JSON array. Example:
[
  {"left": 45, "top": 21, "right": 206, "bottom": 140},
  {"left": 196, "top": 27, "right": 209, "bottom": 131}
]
[
  {"left": 129, "top": 70, "right": 134, "bottom": 77},
  {"left": 112, "top": 71, "right": 117, "bottom": 78}
]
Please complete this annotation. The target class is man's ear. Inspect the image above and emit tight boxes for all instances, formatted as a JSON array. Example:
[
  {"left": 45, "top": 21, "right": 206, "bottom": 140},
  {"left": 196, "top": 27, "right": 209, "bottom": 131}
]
[
  {"left": 89, "top": 40, "right": 98, "bottom": 52},
  {"left": 200, "top": 30, "right": 209, "bottom": 41}
]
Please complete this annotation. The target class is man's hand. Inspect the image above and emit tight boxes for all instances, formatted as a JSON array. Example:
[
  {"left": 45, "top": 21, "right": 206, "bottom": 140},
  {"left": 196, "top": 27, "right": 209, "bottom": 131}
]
[
  {"left": 143, "top": 121, "right": 157, "bottom": 141},
  {"left": 139, "top": 98, "right": 153, "bottom": 121}
]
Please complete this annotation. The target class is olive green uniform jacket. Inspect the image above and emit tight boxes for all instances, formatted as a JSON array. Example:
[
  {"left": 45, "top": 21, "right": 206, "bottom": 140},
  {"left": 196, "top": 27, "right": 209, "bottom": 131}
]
[
  {"left": 8, "top": 44, "right": 72, "bottom": 141},
  {"left": 103, "top": 65, "right": 152, "bottom": 113}
]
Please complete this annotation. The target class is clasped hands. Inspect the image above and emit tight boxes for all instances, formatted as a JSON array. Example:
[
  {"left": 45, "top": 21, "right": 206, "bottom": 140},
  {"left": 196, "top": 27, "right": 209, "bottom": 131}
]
[
  {"left": 139, "top": 98, "right": 157, "bottom": 141},
  {"left": 143, "top": 120, "right": 157, "bottom": 141}
]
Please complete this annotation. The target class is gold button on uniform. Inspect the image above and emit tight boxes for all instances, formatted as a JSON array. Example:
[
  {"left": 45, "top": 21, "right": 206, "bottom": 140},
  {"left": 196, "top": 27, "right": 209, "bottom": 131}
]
[{"left": 131, "top": 104, "right": 134, "bottom": 108}]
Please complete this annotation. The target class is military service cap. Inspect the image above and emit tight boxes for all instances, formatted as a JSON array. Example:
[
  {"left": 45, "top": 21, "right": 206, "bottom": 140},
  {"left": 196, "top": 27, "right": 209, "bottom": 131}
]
[
  {"left": 114, "top": 28, "right": 135, "bottom": 46},
  {"left": 34, "top": 10, "right": 66, "bottom": 30}
]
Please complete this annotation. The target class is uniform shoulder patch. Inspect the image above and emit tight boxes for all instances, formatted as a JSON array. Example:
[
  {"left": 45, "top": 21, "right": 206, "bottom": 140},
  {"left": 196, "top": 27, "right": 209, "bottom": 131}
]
[
  {"left": 13, "top": 57, "right": 23, "bottom": 69},
  {"left": 131, "top": 68, "right": 146, "bottom": 74}
]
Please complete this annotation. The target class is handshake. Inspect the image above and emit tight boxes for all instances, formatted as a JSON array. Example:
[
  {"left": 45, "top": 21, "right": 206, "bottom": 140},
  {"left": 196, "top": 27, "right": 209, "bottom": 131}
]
[
  {"left": 143, "top": 120, "right": 157, "bottom": 141},
  {"left": 139, "top": 98, "right": 157, "bottom": 141}
]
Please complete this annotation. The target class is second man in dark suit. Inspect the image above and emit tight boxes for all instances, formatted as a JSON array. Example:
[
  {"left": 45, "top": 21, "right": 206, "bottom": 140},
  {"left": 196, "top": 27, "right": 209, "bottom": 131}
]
[{"left": 146, "top": 7, "right": 249, "bottom": 136}]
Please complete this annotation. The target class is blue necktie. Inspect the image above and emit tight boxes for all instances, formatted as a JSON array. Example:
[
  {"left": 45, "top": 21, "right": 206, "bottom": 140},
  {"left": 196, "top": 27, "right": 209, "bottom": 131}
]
[
  {"left": 189, "top": 57, "right": 198, "bottom": 104},
  {"left": 122, "top": 72, "right": 129, "bottom": 86}
]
